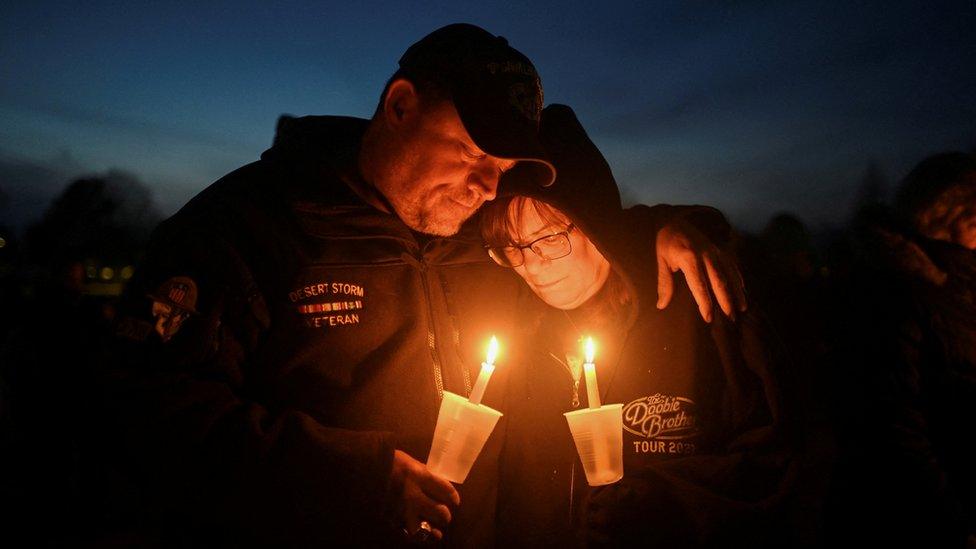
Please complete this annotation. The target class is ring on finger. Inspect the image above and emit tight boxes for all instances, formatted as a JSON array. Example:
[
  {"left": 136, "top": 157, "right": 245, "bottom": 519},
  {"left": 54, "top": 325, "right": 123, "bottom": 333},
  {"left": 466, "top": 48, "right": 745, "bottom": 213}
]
[{"left": 413, "top": 520, "right": 433, "bottom": 542}]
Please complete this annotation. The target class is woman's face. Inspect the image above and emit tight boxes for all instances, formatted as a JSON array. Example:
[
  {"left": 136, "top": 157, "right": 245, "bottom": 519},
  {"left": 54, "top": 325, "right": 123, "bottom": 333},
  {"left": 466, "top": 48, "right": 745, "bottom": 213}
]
[{"left": 509, "top": 199, "right": 611, "bottom": 310}]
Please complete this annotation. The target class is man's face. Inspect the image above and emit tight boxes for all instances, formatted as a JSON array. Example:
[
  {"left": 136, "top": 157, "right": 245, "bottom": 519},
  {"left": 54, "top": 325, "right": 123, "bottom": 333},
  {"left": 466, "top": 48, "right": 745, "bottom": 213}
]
[{"left": 383, "top": 100, "right": 517, "bottom": 236}]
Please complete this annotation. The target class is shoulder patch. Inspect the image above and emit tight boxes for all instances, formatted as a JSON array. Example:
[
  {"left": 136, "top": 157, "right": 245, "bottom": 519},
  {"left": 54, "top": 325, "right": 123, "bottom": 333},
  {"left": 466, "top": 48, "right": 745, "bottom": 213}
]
[{"left": 147, "top": 276, "right": 199, "bottom": 342}]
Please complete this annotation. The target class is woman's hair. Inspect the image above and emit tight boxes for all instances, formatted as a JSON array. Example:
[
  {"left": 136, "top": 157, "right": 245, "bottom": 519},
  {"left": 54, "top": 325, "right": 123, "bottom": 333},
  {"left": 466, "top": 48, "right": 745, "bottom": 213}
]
[
  {"left": 480, "top": 195, "right": 569, "bottom": 247},
  {"left": 480, "top": 195, "right": 632, "bottom": 324},
  {"left": 895, "top": 152, "right": 976, "bottom": 242}
]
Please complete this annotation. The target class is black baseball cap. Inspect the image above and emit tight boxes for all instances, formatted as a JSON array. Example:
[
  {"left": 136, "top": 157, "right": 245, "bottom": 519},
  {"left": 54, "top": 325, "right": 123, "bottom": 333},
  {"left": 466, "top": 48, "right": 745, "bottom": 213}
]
[{"left": 398, "top": 23, "right": 556, "bottom": 188}]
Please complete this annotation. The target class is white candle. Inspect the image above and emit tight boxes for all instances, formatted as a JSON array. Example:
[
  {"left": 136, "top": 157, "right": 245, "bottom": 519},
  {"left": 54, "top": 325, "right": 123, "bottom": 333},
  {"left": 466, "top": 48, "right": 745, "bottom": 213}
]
[
  {"left": 469, "top": 336, "right": 499, "bottom": 405},
  {"left": 583, "top": 337, "right": 601, "bottom": 409}
]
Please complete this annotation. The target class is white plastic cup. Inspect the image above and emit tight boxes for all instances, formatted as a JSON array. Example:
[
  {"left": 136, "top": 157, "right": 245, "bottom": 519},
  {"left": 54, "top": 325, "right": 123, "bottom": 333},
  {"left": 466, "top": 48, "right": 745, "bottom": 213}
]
[
  {"left": 426, "top": 391, "right": 503, "bottom": 483},
  {"left": 564, "top": 404, "right": 624, "bottom": 486}
]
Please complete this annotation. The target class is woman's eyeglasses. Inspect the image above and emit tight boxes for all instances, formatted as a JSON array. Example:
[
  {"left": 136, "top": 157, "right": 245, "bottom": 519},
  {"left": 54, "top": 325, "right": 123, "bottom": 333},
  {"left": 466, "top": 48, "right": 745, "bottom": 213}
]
[{"left": 486, "top": 224, "right": 575, "bottom": 268}]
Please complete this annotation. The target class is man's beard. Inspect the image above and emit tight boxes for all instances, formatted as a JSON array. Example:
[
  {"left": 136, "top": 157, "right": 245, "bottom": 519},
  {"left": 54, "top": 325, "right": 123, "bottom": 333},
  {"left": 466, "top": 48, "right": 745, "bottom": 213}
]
[
  {"left": 397, "top": 193, "right": 478, "bottom": 236},
  {"left": 411, "top": 205, "right": 469, "bottom": 236}
]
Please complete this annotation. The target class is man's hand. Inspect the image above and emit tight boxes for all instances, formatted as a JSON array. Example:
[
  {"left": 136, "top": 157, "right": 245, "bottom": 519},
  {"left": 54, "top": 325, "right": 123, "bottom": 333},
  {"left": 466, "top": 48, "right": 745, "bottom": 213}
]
[
  {"left": 390, "top": 449, "right": 461, "bottom": 542},
  {"left": 656, "top": 218, "right": 747, "bottom": 322}
]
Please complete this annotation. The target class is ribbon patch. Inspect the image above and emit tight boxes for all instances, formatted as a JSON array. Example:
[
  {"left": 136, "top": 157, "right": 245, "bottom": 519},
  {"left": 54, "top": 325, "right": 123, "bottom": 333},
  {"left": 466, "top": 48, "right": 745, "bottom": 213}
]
[{"left": 289, "top": 280, "right": 366, "bottom": 328}]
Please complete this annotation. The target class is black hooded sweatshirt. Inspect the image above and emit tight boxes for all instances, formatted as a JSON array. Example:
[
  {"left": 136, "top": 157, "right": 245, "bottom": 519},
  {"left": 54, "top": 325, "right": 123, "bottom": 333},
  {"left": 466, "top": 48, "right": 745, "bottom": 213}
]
[{"left": 495, "top": 105, "right": 800, "bottom": 547}]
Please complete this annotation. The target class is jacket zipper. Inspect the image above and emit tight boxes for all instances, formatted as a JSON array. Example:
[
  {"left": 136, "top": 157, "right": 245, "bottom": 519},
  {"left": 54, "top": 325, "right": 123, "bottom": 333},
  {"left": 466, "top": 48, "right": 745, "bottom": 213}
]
[
  {"left": 424, "top": 234, "right": 494, "bottom": 397},
  {"left": 569, "top": 462, "right": 577, "bottom": 525},
  {"left": 435, "top": 273, "right": 473, "bottom": 395},
  {"left": 417, "top": 237, "right": 480, "bottom": 400},
  {"left": 547, "top": 351, "right": 581, "bottom": 521},
  {"left": 418, "top": 260, "right": 445, "bottom": 400},
  {"left": 548, "top": 351, "right": 582, "bottom": 408}
]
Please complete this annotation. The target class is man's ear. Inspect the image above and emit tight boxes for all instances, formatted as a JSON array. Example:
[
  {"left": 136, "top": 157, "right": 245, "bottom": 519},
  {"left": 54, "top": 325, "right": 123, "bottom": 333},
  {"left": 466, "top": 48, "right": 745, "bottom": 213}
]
[{"left": 383, "top": 78, "right": 421, "bottom": 128}]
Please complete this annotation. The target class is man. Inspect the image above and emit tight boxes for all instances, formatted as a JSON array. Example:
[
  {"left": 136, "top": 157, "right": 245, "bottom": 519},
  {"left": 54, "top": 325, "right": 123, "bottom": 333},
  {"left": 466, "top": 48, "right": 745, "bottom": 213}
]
[{"left": 106, "top": 23, "right": 743, "bottom": 546}]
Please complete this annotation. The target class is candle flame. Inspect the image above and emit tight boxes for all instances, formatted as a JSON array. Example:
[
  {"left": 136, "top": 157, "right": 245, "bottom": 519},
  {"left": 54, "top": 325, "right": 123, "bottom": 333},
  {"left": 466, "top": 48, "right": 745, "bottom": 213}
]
[
  {"left": 584, "top": 336, "right": 596, "bottom": 364},
  {"left": 486, "top": 335, "right": 499, "bottom": 366}
]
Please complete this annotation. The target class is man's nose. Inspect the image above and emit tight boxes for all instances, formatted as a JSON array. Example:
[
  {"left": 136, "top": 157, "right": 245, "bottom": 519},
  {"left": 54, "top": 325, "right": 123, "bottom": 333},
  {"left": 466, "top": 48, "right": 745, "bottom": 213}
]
[{"left": 465, "top": 162, "right": 500, "bottom": 202}]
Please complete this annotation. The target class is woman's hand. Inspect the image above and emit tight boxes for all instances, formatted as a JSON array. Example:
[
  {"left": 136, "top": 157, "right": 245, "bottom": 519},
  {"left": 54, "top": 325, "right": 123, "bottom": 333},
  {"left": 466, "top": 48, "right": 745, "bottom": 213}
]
[{"left": 656, "top": 218, "right": 747, "bottom": 322}]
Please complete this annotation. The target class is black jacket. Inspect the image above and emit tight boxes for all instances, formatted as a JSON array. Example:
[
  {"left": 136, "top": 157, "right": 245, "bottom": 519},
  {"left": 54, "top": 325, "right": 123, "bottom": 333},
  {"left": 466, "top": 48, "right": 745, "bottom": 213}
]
[
  {"left": 104, "top": 115, "right": 526, "bottom": 546},
  {"left": 496, "top": 106, "right": 799, "bottom": 548},
  {"left": 497, "top": 239, "right": 798, "bottom": 548}
]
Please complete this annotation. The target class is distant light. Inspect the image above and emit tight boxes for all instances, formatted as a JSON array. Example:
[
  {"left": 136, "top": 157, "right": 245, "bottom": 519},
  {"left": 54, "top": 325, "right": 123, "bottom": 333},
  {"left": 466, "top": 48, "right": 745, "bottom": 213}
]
[
  {"left": 0, "top": 236, "right": 5, "bottom": 248},
  {"left": 120, "top": 265, "right": 134, "bottom": 280},
  {"left": 86, "top": 266, "right": 97, "bottom": 279},
  {"left": 100, "top": 267, "right": 115, "bottom": 281}
]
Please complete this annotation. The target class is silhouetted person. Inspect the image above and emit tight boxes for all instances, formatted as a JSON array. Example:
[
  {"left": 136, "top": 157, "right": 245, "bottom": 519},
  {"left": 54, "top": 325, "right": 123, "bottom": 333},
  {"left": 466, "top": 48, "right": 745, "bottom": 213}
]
[
  {"left": 0, "top": 172, "right": 159, "bottom": 545},
  {"left": 743, "top": 214, "right": 829, "bottom": 360},
  {"left": 22, "top": 171, "right": 159, "bottom": 268},
  {"left": 828, "top": 152, "right": 976, "bottom": 547},
  {"left": 0, "top": 224, "right": 21, "bottom": 341},
  {"left": 737, "top": 213, "right": 836, "bottom": 544}
]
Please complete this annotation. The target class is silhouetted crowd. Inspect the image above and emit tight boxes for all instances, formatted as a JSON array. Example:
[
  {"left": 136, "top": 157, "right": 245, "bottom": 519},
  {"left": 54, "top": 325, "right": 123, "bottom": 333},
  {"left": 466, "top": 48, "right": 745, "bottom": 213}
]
[{"left": 1, "top": 150, "right": 974, "bottom": 546}]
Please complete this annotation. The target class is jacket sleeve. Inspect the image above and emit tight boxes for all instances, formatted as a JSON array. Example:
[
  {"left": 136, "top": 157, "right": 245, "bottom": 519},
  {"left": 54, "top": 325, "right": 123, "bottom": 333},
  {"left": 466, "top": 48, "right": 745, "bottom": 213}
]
[
  {"left": 100, "top": 207, "right": 398, "bottom": 545},
  {"left": 625, "top": 203, "right": 735, "bottom": 250},
  {"left": 583, "top": 311, "right": 802, "bottom": 547}
]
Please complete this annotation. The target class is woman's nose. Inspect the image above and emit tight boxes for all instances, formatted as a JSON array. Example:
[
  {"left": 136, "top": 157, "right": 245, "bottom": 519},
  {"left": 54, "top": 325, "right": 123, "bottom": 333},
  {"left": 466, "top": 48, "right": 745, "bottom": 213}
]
[{"left": 522, "top": 249, "right": 547, "bottom": 275}]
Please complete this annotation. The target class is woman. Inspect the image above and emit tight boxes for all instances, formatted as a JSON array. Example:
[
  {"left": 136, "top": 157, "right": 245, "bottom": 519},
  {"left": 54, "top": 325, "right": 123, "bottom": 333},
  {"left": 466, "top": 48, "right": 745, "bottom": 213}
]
[{"left": 485, "top": 105, "right": 799, "bottom": 547}]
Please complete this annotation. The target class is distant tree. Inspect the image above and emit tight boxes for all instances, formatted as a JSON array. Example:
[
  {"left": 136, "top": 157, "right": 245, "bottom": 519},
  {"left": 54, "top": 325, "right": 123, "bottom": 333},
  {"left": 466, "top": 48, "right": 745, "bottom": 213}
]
[{"left": 24, "top": 170, "right": 162, "bottom": 268}]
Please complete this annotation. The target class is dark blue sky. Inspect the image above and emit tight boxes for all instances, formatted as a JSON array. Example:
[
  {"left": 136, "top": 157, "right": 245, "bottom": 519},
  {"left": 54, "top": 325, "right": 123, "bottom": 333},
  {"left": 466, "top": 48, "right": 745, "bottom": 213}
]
[{"left": 1, "top": 0, "right": 973, "bottom": 232}]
